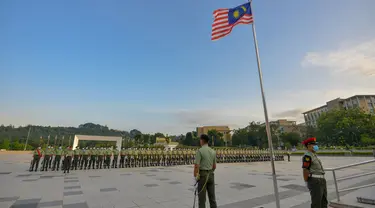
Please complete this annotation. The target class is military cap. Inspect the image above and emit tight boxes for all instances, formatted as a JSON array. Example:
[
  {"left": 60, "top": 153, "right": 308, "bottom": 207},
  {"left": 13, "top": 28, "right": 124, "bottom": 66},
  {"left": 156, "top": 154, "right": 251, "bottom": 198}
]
[{"left": 301, "top": 137, "right": 317, "bottom": 146}]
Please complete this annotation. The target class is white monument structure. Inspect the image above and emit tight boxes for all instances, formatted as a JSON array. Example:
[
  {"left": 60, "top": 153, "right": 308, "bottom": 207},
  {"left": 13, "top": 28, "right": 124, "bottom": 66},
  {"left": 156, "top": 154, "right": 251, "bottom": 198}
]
[{"left": 72, "top": 135, "right": 122, "bottom": 150}]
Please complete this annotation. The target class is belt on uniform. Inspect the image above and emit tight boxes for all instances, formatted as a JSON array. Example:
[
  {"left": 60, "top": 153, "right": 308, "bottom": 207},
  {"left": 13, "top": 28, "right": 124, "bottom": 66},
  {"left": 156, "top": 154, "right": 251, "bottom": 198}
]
[
  {"left": 199, "top": 169, "right": 212, "bottom": 172},
  {"left": 310, "top": 174, "right": 325, "bottom": 179}
]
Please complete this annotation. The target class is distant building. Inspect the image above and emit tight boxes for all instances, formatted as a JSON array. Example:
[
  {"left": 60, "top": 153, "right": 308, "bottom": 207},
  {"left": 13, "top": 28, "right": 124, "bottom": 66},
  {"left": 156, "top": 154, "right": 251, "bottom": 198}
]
[
  {"left": 303, "top": 95, "right": 375, "bottom": 127},
  {"left": 196, "top": 126, "right": 232, "bottom": 144},
  {"left": 154, "top": 137, "right": 178, "bottom": 150},
  {"left": 268, "top": 119, "right": 302, "bottom": 135}
]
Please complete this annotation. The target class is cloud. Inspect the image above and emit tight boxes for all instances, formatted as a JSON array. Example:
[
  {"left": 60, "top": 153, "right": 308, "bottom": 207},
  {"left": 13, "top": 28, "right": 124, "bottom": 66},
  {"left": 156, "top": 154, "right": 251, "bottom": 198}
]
[
  {"left": 273, "top": 108, "right": 305, "bottom": 119},
  {"left": 302, "top": 39, "right": 375, "bottom": 76}
]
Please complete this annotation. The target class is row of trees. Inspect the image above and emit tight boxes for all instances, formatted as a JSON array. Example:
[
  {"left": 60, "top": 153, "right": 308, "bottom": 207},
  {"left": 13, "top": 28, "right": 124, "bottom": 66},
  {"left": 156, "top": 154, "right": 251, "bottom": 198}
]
[
  {"left": 0, "top": 123, "right": 178, "bottom": 150},
  {"left": 1, "top": 108, "right": 374, "bottom": 150}
]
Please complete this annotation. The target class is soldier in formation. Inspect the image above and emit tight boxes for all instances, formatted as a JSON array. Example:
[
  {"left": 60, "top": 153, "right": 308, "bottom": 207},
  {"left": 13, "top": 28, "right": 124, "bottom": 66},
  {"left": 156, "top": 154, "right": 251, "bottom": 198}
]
[{"left": 29, "top": 146, "right": 285, "bottom": 172}]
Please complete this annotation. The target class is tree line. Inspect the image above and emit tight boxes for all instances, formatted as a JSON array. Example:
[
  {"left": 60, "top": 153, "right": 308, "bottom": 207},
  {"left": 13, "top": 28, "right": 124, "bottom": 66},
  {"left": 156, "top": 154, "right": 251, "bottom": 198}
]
[{"left": 1, "top": 108, "right": 374, "bottom": 150}]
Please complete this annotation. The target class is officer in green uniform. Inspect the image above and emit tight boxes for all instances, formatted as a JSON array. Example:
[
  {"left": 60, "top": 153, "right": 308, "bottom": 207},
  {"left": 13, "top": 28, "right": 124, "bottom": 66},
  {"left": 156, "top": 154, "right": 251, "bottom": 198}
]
[
  {"left": 81, "top": 147, "right": 89, "bottom": 169},
  {"left": 72, "top": 146, "right": 80, "bottom": 170},
  {"left": 112, "top": 147, "right": 119, "bottom": 168},
  {"left": 41, "top": 146, "right": 51, "bottom": 171},
  {"left": 88, "top": 147, "right": 95, "bottom": 169},
  {"left": 134, "top": 148, "right": 139, "bottom": 167},
  {"left": 302, "top": 137, "right": 327, "bottom": 208},
  {"left": 52, "top": 146, "right": 63, "bottom": 171},
  {"left": 48, "top": 146, "right": 54, "bottom": 169},
  {"left": 30, "top": 146, "right": 42, "bottom": 172},
  {"left": 120, "top": 148, "right": 126, "bottom": 168},
  {"left": 194, "top": 134, "right": 217, "bottom": 208},
  {"left": 97, "top": 147, "right": 104, "bottom": 169},
  {"left": 63, "top": 146, "right": 74, "bottom": 174},
  {"left": 105, "top": 147, "right": 112, "bottom": 169}
]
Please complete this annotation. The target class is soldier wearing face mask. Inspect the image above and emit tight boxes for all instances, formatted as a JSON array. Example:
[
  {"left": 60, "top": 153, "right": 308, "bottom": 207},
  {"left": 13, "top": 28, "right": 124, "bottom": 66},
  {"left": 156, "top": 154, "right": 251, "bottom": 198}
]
[
  {"left": 52, "top": 146, "right": 63, "bottom": 171},
  {"left": 302, "top": 137, "right": 327, "bottom": 208}
]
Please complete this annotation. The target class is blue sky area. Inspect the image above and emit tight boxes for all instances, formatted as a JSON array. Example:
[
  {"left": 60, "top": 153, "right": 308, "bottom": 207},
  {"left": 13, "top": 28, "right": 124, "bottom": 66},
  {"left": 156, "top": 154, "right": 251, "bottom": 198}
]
[{"left": 1, "top": 0, "right": 375, "bottom": 134}]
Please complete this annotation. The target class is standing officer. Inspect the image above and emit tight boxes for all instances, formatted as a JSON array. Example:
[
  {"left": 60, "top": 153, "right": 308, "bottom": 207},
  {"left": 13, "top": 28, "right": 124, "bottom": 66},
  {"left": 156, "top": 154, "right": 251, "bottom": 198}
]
[
  {"left": 119, "top": 148, "right": 126, "bottom": 168},
  {"left": 81, "top": 147, "right": 89, "bottom": 170},
  {"left": 72, "top": 146, "right": 80, "bottom": 170},
  {"left": 112, "top": 147, "right": 119, "bottom": 168},
  {"left": 52, "top": 146, "right": 63, "bottom": 171},
  {"left": 88, "top": 147, "right": 96, "bottom": 169},
  {"left": 63, "top": 146, "right": 74, "bottom": 174},
  {"left": 41, "top": 146, "right": 51, "bottom": 171},
  {"left": 302, "top": 137, "right": 327, "bottom": 208},
  {"left": 30, "top": 146, "right": 43, "bottom": 172},
  {"left": 194, "top": 134, "right": 217, "bottom": 208}
]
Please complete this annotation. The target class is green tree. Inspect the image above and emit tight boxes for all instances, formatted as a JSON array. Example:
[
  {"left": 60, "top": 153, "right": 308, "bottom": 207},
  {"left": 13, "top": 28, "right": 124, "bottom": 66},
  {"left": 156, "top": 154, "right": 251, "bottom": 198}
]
[
  {"left": 280, "top": 132, "right": 301, "bottom": 147},
  {"left": 207, "top": 130, "right": 225, "bottom": 147},
  {"left": 183, "top": 132, "right": 194, "bottom": 146},
  {"left": 0, "top": 139, "right": 10, "bottom": 149},
  {"left": 317, "top": 108, "right": 375, "bottom": 146}
]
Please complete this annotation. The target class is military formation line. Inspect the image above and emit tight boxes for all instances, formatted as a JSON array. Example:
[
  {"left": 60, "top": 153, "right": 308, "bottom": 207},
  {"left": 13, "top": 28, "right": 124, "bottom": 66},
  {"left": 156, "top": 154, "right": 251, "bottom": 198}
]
[{"left": 29, "top": 146, "right": 286, "bottom": 173}]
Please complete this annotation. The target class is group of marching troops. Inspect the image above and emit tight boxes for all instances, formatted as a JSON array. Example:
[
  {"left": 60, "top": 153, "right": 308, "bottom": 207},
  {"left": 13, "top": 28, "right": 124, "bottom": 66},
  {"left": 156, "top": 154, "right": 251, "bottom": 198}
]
[{"left": 29, "top": 146, "right": 285, "bottom": 173}]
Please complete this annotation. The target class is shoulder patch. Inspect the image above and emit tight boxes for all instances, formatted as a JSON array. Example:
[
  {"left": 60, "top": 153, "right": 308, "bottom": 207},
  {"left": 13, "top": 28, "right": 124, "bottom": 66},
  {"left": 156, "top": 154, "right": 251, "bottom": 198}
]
[{"left": 302, "top": 155, "right": 312, "bottom": 169}]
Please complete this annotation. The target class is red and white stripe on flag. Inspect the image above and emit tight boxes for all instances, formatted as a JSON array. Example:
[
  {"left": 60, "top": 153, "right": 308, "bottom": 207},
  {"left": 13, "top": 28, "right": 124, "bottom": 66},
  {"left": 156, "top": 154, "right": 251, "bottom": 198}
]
[{"left": 211, "top": 9, "right": 253, "bottom": 41}]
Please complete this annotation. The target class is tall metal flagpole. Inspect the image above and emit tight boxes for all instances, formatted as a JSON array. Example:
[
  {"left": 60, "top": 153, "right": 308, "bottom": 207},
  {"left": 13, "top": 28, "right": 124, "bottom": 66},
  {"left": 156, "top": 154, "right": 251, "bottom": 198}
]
[
  {"left": 24, "top": 126, "right": 32, "bottom": 151},
  {"left": 47, "top": 135, "right": 50, "bottom": 146},
  {"left": 250, "top": 1, "right": 280, "bottom": 207}
]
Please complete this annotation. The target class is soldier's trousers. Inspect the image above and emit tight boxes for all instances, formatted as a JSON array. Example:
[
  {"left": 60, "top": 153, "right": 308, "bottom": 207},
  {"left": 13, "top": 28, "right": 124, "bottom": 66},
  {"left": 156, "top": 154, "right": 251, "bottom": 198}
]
[
  {"left": 89, "top": 156, "right": 96, "bottom": 169},
  {"left": 73, "top": 156, "right": 79, "bottom": 170},
  {"left": 97, "top": 156, "right": 103, "bottom": 169},
  {"left": 63, "top": 156, "right": 72, "bottom": 173},
  {"left": 81, "top": 156, "right": 88, "bottom": 169},
  {"left": 52, "top": 155, "right": 61, "bottom": 171},
  {"left": 49, "top": 155, "right": 53, "bottom": 168},
  {"left": 198, "top": 170, "right": 217, "bottom": 208},
  {"left": 105, "top": 156, "right": 111, "bottom": 168},
  {"left": 120, "top": 156, "right": 125, "bottom": 168},
  {"left": 112, "top": 156, "right": 118, "bottom": 168},
  {"left": 42, "top": 155, "right": 50, "bottom": 171},
  {"left": 30, "top": 156, "right": 40, "bottom": 171},
  {"left": 307, "top": 178, "right": 328, "bottom": 208}
]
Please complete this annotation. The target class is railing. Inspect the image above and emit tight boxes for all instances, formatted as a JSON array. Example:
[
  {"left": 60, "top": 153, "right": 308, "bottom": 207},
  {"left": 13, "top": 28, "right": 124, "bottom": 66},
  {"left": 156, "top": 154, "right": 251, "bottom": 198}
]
[{"left": 324, "top": 159, "right": 375, "bottom": 201}]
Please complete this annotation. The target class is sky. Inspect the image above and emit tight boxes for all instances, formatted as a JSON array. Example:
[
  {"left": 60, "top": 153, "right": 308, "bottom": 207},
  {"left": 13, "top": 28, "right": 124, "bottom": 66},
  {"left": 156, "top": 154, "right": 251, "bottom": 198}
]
[{"left": 1, "top": 0, "right": 375, "bottom": 135}]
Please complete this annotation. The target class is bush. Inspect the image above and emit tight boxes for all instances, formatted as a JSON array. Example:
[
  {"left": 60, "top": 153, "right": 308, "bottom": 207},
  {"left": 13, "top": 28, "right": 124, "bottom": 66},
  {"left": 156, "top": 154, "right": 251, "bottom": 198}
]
[{"left": 291, "top": 151, "right": 373, "bottom": 156}]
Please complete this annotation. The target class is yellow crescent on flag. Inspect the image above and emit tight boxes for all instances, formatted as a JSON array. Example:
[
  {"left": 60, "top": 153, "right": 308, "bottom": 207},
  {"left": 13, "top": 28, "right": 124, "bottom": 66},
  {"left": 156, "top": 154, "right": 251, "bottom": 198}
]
[{"left": 241, "top": 6, "right": 247, "bottom": 12}]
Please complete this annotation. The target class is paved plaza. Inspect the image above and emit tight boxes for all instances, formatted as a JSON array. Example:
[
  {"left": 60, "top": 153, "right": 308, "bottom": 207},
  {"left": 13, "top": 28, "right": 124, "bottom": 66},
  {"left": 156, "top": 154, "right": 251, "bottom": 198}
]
[{"left": 0, "top": 153, "right": 374, "bottom": 208}]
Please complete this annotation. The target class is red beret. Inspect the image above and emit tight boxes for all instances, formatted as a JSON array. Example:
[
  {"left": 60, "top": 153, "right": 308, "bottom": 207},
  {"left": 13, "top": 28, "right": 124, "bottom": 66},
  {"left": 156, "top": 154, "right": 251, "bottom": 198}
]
[{"left": 302, "top": 137, "right": 317, "bottom": 145}]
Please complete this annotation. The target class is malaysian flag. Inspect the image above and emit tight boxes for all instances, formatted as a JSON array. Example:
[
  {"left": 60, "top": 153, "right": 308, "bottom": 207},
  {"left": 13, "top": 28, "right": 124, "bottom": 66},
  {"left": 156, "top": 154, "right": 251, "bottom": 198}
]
[{"left": 211, "top": 2, "right": 254, "bottom": 41}]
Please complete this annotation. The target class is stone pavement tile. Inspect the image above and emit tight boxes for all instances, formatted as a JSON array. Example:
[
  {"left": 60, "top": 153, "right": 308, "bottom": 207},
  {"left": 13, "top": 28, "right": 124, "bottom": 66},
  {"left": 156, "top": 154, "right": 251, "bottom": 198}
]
[
  {"left": 64, "top": 186, "right": 81, "bottom": 190},
  {"left": 100, "top": 188, "right": 118, "bottom": 192},
  {"left": 0, "top": 201, "right": 17, "bottom": 208},
  {"left": 10, "top": 198, "right": 41, "bottom": 208},
  {"left": 62, "top": 202, "right": 89, "bottom": 208},
  {"left": 64, "top": 180, "right": 79, "bottom": 183},
  {"left": 281, "top": 184, "right": 308, "bottom": 192},
  {"left": 218, "top": 190, "right": 301, "bottom": 208},
  {"left": 22, "top": 179, "right": 38, "bottom": 182},
  {"left": 62, "top": 196, "right": 86, "bottom": 205},
  {"left": 0, "top": 196, "right": 20, "bottom": 202},
  {"left": 131, "top": 197, "right": 159, "bottom": 206},
  {"left": 38, "top": 200, "right": 63, "bottom": 207},
  {"left": 160, "top": 200, "right": 192, "bottom": 208},
  {"left": 0, "top": 172, "right": 11, "bottom": 174},
  {"left": 144, "top": 184, "right": 159, "bottom": 187},
  {"left": 64, "top": 191, "right": 83, "bottom": 197},
  {"left": 65, "top": 177, "right": 78, "bottom": 179},
  {"left": 16, "top": 174, "right": 32, "bottom": 177}
]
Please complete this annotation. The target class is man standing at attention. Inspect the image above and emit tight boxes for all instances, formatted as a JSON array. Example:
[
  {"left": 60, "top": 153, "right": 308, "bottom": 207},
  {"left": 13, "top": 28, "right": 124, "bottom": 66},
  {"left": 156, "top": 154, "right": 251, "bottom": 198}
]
[
  {"left": 302, "top": 137, "right": 327, "bottom": 208},
  {"left": 194, "top": 134, "right": 217, "bottom": 208}
]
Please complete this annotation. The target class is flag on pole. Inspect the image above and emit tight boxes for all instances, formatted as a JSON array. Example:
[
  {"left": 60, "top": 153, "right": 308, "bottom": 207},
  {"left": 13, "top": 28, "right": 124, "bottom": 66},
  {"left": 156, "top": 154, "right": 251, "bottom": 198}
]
[{"left": 211, "top": 2, "right": 253, "bottom": 41}]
